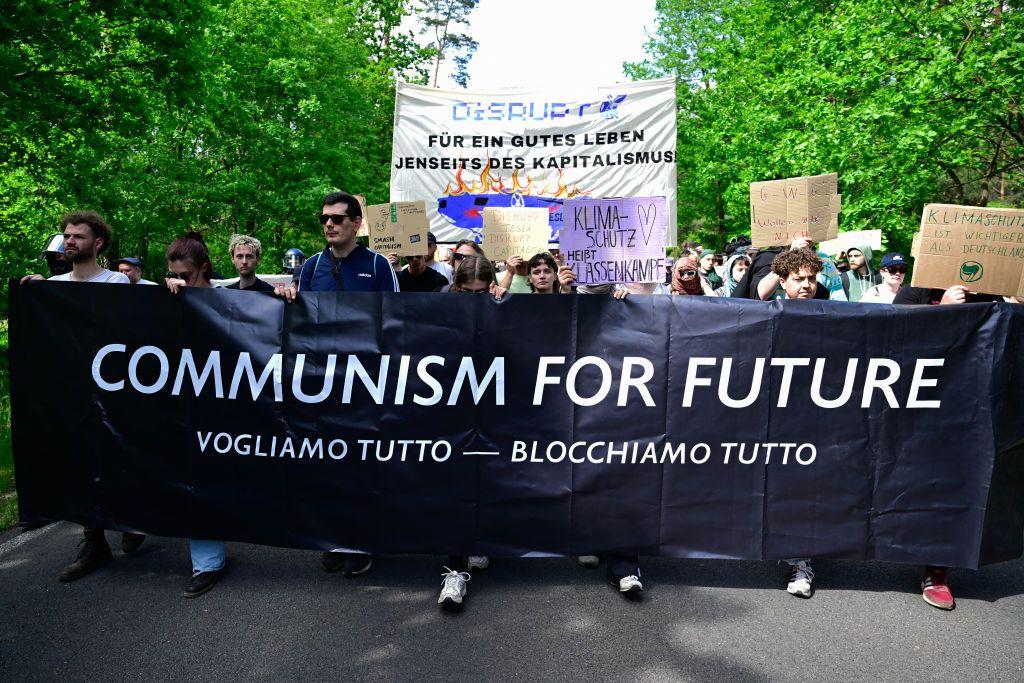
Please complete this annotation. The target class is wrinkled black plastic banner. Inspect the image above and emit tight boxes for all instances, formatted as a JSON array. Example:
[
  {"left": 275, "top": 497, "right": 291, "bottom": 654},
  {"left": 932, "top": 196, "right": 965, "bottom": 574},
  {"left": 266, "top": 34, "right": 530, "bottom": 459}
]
[{"left": 9, "top": 282, "right": 1024, "bottom": 568}]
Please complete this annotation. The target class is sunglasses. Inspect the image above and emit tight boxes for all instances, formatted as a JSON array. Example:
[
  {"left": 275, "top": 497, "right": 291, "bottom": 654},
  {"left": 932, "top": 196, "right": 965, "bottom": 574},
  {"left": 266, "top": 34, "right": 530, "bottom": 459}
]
[
  {"left": 884, "top": 266, "right": 907, "bottom": 274},
  {"left": 677, "top": 269, "right": 698, "bottom": 278},
  {"left": 452, "top": 252, "right": 467, "bottom": 262},
  {"left": 318, "top": 213, "right": 352, "bottom": 225},
  {"left": 166, "top": 270, "right": 192, "bottom": 281}
]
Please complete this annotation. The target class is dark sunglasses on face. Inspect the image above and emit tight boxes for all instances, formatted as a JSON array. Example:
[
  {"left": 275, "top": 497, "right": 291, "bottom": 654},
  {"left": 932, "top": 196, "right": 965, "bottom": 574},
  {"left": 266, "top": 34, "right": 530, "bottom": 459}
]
[
  {"left": 318, "top": 213, "right": 351, "bottom": 225},
  {"left": 452, "top": 252, "right": 467, "bottom": 262},
  {"left": 884, "top": 266, "right": 907, "bottom": 274},
  {"left": 167, "top": 271, "right": 192, "bottom": 281},
  {"left": 678, "top": 269, "right": 698, "bottom": 278}
]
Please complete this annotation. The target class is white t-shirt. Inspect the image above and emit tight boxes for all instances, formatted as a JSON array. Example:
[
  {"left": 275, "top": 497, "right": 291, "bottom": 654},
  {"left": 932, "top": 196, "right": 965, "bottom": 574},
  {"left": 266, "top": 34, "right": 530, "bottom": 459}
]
[
  {"left": 136, "top": 279, "right": 157, "bottom": 285},
  {"left": 49, "top": 269, "right": 130, "bottom": 284},
  {"left": 859, "top": 284, "right": 897, "bottom": 304}
]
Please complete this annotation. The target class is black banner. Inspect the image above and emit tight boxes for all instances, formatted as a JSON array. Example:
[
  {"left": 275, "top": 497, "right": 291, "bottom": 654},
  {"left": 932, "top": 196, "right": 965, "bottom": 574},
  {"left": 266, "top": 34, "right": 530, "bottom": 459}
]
[{"left": 9, "top": 283, "right": 1024, "bottom": 568}]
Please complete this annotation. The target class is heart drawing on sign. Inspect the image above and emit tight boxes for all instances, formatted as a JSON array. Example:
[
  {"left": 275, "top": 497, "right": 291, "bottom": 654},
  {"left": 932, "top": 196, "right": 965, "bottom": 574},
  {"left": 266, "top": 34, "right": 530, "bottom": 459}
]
[{"left": 638, "top": 203, "right": 658, "bottom": 244}]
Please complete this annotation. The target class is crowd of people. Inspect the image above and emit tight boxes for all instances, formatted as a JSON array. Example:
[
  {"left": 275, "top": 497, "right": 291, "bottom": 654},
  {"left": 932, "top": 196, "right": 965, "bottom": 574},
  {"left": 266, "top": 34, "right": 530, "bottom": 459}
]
[{"left": 19, "top": 190, "right": 1023, "bottom": 611}]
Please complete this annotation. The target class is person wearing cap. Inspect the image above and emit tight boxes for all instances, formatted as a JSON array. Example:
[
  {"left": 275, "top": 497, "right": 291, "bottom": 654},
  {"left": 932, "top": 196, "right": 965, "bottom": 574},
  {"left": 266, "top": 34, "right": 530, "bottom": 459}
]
[
  {"left": 859, "top": 253, "right": 906, "bottom": 304},
  {"left": 115, "top": 257, "right": 156, "bottom": 285}
]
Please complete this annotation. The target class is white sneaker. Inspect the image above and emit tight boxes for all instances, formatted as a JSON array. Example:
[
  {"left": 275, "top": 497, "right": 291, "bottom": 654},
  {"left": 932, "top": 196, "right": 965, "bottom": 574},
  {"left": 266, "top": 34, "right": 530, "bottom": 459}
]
[
  {"left": 467, "top": 555, "right": 490, "bottom": 570},
  {"left": 577, "top": 555, "right": 600, "bottom": 568},
  {"left": 786, "top": 560, "right": 814, "bottom": 598},
  {"left": 618, "top": 575, "right": 643, "bottom": 593},
  {"left": 438, "top": 567, "right": 471, "bottom": 605}
]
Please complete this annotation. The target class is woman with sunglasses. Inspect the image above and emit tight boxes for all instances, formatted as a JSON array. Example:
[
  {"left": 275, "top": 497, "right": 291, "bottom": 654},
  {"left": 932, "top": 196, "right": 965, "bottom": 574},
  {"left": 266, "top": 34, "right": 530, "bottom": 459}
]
[
  {"left": 670, "top": 254, "right": 716, "bottom": 296},
  {"left": 859, "top": 253, "right": 907, "bottom": 304},
  {"left": 163, "top": 233, "right": 227, "bottom": 598}
]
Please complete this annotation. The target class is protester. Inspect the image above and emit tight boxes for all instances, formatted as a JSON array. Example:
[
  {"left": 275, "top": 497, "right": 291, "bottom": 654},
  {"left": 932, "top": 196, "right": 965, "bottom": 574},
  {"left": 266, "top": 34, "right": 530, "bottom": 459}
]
[
  {"left": 280, "top": 190, "right": 399, "bottom": 299},
  {"left": 840, "top": 246, "right": 880, "bottom": 302},
  {"left": 275, "top": 190, "right": 397, "bottom": 574},
  {"left": 163, "top": 232, "right": 228, "bottom": 598},
  {"left": 21, "top": 211, "right": 147, "bottom": 581},
  {"left": 526, "top": 252, "right": 575, "bottom": 294},
  {"left": 115, "top": 257, "right": 156, "bottom": 285},
  {"left": 699, "top": 251, "right": 723, "bottom": 290},
  {"left": 226, "top": 234, "right": 275, "bottom": 292},
  {"left": 736, "top": 238, "right": 833, "bottom": 301},
  {"left": 713, "top": 253, "right": 751, "bottom": 297},
  {"left": 670, "top": 255, "right": 716, "bottom": 296},
  {"left": 397, "top": 253, "right": 449, "bottom": 292},
  {"left": 767, "top": 247, "right": 826, "bottom": 596},
  {"left": 497, "top": 255, "right": 532, "bottom": 293},
  {"left": 859, "top": 253, "right": 906, "bottom": 304}
]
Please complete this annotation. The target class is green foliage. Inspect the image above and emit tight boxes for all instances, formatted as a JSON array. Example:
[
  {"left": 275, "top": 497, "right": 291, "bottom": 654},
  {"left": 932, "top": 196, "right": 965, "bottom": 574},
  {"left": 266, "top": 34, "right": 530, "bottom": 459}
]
[
  {"left": 0, "top": 319, "right": 15, "bottom": 530},
  {"left": 627, "top": 0, "right": 1024, "bottom": 253},
  {"left": 0, "top": 0, "right": 433, "bottom": 305}
]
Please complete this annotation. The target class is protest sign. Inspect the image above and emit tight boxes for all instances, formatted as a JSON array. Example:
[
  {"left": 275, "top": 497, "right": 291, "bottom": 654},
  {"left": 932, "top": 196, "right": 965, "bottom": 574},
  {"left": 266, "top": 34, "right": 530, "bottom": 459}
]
[
  {"left": 750, "top": 173, "right": 840, "bottom": 247},
  {"left": 561, "top": 197, "right": 667, "bottom": 284},
  {"left": 367, "top": 201, "right": 429, "bottom": 256},
  {"left": 481, "top": 207, "right": 551, "bottom": 262},
  {"left": 818, "top": 230, "right": 883, "bottom": 256},
  {"left": 389, "top": 78, "right": 678, "bottom": 245},
  {"left": 10, "top": 285, "right": 1024, "bottom": 567},
  {"left": 910, "top": 204, "right": 1024, "bottom": 297}
]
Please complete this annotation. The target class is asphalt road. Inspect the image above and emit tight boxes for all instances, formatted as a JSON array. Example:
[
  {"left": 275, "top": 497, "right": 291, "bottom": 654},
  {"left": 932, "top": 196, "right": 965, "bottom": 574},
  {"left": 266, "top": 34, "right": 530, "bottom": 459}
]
[{"left": 1, "top": 522, "right": 1022, "bottom": 681}]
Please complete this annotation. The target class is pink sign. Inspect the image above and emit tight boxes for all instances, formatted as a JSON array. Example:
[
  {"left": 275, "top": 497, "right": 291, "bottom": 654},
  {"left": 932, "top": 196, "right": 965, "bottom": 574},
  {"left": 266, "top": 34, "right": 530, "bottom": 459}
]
[{"left": 561, "top": 197, "right": 668, "bottom": 284}]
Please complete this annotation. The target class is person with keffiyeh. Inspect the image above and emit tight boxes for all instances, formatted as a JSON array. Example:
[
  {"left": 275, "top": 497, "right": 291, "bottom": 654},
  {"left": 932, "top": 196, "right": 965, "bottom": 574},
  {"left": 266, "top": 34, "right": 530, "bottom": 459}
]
[{"left": 670, "top": 255, "right": 717, "bottom": 296}]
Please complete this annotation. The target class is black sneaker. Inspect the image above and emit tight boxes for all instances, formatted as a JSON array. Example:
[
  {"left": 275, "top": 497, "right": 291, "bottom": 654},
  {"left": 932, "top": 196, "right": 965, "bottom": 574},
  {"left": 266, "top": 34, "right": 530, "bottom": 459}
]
[
  {"left": 183, "top": 569, "right": 223, "bottom": 598},
  {"left": 322, "top": 551, "right": 346, "bottom": 573},
  {"left": 58, "top": 533, "right": 113, "bottom": 582},
  {"left": 342, "top": 554, "right": 373, "bottom": 577},
  {"left": 121, "top": 532, "right": 146, "bottom": 555}
]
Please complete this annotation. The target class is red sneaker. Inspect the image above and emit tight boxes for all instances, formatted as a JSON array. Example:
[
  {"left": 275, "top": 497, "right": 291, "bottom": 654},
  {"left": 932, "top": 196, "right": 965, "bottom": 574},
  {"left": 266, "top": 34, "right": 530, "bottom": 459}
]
[{"left": 921, "top": 567, "right": 955, "bottom": 610}]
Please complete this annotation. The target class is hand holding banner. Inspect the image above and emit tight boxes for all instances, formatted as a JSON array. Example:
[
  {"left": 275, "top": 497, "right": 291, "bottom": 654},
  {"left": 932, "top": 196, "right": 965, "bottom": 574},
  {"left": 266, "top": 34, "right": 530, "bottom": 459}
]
[
  {"left": 750, "top": 173, "right": 840, "bottom": 247},
  {"left": 481, "top": 207, "right": 551, "bottom": 262},
  {"left": 367, "top": 201, "right": 429, "bottom": 256},
  {"left": 561, "top": 197, "right": 668, "bottom": 284}
]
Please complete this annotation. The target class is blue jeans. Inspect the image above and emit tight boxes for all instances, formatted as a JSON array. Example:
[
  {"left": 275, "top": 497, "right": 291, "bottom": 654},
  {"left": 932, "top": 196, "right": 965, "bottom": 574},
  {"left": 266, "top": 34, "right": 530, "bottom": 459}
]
[{"left": 189, "top": 539, "right": 225, "bottom": 573}]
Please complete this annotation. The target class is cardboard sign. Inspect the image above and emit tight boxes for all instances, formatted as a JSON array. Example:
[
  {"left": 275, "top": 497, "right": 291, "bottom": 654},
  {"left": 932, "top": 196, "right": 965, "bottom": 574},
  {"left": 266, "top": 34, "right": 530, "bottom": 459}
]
[
  {"left": 560, "top": 197, "right": 668, "bottom": 284},
  {"left": 367, "top": 201, "right": 429, "bottom": 256},
  {"left": 480, "top": 207, "right": 551, "bottom": 262},
  {"left": 910, "top": 204, "right": 1024, "bottom": 297},
  {"left": 354, "top": 194, "right": 369, "bottom": 237},
  {"left": 819, "top": 230, "right": 883, "bottom": 256},
  {"left": 750, "top": 173, "right": 841, "bottom": 247}
]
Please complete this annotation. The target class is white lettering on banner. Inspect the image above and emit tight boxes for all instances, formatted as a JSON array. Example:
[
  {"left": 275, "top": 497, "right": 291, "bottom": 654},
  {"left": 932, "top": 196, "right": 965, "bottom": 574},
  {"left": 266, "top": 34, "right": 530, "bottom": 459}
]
[{"left": 91, "top": 346, "right": 945, "bottom": 410}]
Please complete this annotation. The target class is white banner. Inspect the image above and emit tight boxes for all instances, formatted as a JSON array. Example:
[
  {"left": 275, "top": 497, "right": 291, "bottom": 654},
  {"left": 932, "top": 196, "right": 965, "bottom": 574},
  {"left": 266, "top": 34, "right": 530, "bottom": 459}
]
[{"left": 390, "top": 78, "right": 678, "bottom": 246}]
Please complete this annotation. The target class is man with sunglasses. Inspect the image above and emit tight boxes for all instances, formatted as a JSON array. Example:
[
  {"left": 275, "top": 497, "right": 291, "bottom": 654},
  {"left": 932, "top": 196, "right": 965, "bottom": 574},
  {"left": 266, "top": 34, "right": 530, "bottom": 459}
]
[
  {"left": 278, "top": 191, "right": 399, "bottom": 299},
  {"left": 279, "top": 191, "right": 396, "bottom": 576},
  {"left": 859, "top": 253, "right": 906, "bottom": 304}
]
